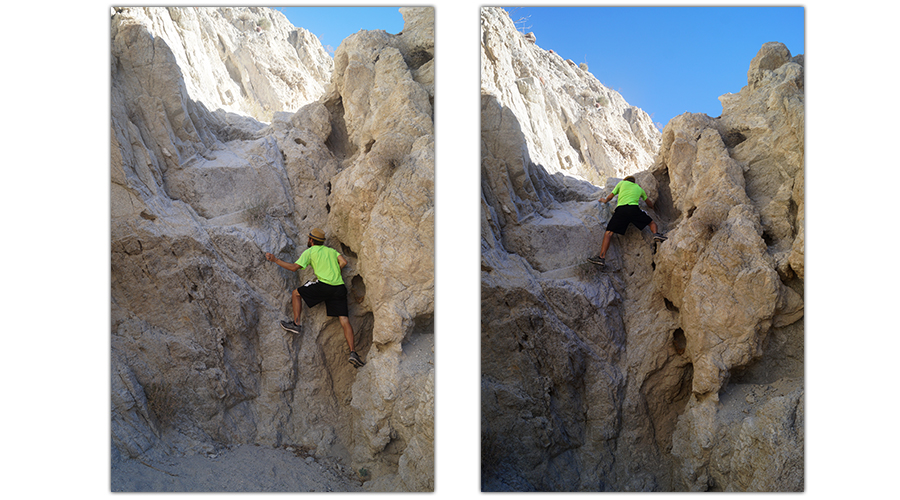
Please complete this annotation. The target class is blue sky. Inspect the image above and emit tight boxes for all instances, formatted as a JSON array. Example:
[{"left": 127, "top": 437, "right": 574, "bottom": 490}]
[
  {"left": 274, "top": 7, "right": 406, "bottom": 56},
  {"left": 504, "top": 7, "right": 805, "bottom": 129}
]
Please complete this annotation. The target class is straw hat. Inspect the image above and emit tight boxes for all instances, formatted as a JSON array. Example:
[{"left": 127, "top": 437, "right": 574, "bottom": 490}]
[{"left": 309, "top": 228, "right": 326, "bottom": 242}]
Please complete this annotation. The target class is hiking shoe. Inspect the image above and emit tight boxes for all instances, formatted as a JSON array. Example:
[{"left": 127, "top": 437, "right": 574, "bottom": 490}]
[
  {"left": 280, "top": 320, "right": 301, "bottom": 334},
  {"left": 348, "top": 351, "right": 365, "bottom": 368},
  {"left": 587, "top": 256, "right": 606, "bottom": 267},
  {"left": 653, "top": 233, "right": 667, "bottom": 242}
]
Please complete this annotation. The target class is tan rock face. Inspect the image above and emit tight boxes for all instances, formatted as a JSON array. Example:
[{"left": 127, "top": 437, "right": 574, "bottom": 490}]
[
  {"left": 327, "top": 7, "right": 435, "bottom": 491},
  {"left": 481, "top": 8, "right": 803, "bottom": 491},
  {"left": 111, "top": 6, "right": 433, "bottom": 491},
  {"left": 654, "top": 41, "right": 804, "bottom": 399},
  {"left": 657, "top": 42, "right": 804, "bottom": 492}
]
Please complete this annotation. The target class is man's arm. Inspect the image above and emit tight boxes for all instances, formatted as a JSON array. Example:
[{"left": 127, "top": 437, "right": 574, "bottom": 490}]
[
  {"left": 338, "top": 254, "right": 348, "bottom": 269},
  {"left": 644, "top": 197, "right": 655, "bottom": 210},
  {"left": 602, "top": 182, "right": 622, "bottom": 204},
  {"left": 265, "top": 252, "right": 301, "bottom": 272}
]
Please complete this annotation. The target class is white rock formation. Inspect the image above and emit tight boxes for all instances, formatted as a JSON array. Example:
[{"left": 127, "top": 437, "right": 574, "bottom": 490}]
[
  {"left": 110, "top": 6, "right": 433, "bottom": 492},
  {"left": 481, "top": 7, "right": 660, "bottom": 189},
  {"left": 481, "top": 7, "right": 802, "bottom": 492},
  {"left": 111, "top": 6, "right": 332, "bottom": 123}
]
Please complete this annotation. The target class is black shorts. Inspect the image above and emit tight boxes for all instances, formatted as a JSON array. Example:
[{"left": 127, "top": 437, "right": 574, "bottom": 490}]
[
  {"left": 297, "top": 281, "right": 349, "bottom": 317},
  {"left": 606, "top": 204, "right": 652, "bottom": 235}
]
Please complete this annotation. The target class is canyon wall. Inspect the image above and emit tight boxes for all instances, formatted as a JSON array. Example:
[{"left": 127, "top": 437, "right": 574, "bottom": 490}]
[
  {"left": 481, "top": 7, "right": 803, "bottom": 492},
  {"left": 110, "top": 6, "right": 434, "bottom": 491}
]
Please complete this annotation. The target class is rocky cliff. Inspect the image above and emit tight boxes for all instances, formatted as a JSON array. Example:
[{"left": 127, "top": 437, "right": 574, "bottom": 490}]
[
  {"left": 481, "top": 7, "right": 803, "bottom": 492},
  {"left": 110, "top": 6, "right": 434, "bottom": 492}
]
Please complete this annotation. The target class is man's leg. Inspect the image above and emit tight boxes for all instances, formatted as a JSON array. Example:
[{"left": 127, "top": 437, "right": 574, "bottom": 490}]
[
  {"left": 339, "top": 316, "right": 355, "bottom": 352},
  {"left": 280, "top": 289, "right": 304, "bottom": 334},
  {"left": 649, "top": 220, "right": 666, "bottom": 241},
  {"left": 600, "top": 230, "right": 613, "bottom": 259},
  {"left": 291, "top": 288, "right": 303, "bottom": 324}
]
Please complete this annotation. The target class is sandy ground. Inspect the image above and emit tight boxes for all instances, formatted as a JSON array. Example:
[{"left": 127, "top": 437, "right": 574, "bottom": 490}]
[
  {"left": 110, "top": 334, "right": 434, "bottom": 492},
  {"left": 111, "top": 333, "right": 435, "bottom": 493},
  {"left": 111, "top": 444, "right": 365, "bottom": 492}
]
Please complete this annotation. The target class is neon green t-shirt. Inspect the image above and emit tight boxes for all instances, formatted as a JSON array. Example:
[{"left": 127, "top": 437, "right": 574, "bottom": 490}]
[
  {"left": 295, "top": 245, "right": 344, "bottom": 286},
  {"left": 612, "top": 180, "right": 647, "bottom": 206}
]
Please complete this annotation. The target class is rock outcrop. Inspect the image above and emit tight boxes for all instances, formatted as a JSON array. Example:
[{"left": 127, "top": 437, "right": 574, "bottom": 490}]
[
  {"left": 111, "top": 6, "right": 433, "bottom": 492},
  {"left": 481, "top": 8, "right": 802, "bottom": 492},
  {"left": 111, "top": 6, "right": 332, "bottom": 123},
  {"left": 481, "top": 8, "right": 660, "bottom": 191},
  {"left": 658, "top": 41, "right": 804, "bottom": 491}
]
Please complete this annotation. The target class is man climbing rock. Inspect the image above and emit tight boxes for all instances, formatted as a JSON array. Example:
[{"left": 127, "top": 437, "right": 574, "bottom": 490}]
[
  {"left": 265, "top": 228, "right": 365, "bottom": 368},
  {"left": 589, "top": 176, "right": 666, "bottom": 268}
]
